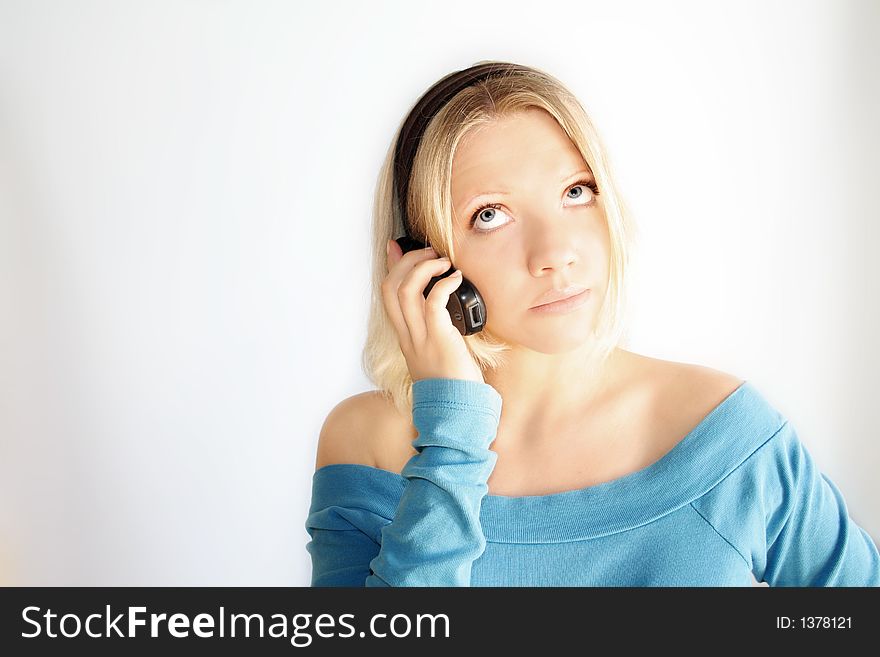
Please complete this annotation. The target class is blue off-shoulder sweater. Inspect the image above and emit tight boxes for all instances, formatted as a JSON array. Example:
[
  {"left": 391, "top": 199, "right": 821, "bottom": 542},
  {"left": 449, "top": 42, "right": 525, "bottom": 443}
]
[{"left": 304, "top": 378, "right": 880, "bottom": 586}]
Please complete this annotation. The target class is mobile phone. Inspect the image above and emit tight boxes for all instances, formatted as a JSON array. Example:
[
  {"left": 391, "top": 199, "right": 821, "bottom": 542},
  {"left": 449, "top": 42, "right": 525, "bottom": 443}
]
[{"left": 394, "top": 235, "right": 486, "bottom": 336}]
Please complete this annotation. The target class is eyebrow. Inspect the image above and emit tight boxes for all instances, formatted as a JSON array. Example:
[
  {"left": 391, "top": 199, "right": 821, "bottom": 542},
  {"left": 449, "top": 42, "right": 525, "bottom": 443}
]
[{"left": 460, "top": 168, "right": 593, "bottom": 213}]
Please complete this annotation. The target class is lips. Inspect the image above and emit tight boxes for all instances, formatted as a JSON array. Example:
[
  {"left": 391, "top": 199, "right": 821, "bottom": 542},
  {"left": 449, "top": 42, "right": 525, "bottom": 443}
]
[{"left": 530, "top": 285, "right": 589, "bottom": 308}]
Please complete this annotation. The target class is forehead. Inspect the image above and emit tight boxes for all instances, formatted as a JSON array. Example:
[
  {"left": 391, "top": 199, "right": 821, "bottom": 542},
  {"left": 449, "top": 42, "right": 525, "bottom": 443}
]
[{"left": 451, "top": 108, "right": 585, "bottom": 196}]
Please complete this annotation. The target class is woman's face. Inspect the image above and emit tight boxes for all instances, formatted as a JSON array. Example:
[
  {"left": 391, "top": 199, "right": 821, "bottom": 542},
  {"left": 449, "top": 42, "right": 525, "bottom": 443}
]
[{"left": 449, "top": 108, "right": 611, "bottom": 354}]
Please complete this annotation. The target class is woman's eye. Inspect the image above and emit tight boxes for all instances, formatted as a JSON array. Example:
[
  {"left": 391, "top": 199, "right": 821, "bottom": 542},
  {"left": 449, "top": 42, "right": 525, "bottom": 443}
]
[
  {"left": 469, "top": 204, "right": 508, "bottom": 232},
  {"left": 468, "top": 179, "right": 600, "bottom": 234}
]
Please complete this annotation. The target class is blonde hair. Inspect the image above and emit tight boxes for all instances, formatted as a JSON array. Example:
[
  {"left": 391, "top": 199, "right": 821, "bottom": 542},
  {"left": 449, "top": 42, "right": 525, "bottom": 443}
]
[{"left": 362, "top": 61, "right": 639, "bottom": 417}]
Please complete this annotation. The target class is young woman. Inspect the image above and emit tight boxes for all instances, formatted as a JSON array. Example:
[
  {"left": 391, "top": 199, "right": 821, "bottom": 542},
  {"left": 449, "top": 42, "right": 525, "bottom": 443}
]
[{"left": 305, "top": 61, "right": 880, "bottom": 586}]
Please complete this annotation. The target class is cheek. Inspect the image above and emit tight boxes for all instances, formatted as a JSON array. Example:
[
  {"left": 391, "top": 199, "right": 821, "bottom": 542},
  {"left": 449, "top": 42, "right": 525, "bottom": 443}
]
[
  {"left": 455, "top": 251, "right": 506, "bottom": 297},
  {"left": 461, "top": 241, "right": 507, "bottom": 271},
  {"left": 471, "top": 263, "right": 526, "bottom": 318},
  {"left": 453, "top": 239, "right": 491, "bottom": 275}
]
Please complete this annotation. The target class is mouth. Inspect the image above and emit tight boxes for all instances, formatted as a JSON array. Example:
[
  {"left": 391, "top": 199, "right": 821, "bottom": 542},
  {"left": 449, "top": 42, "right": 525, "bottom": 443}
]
[
  {"left": 529, "top": 289, "right": 591, "bottom": 314},
  {"left": 530, "top": 285, "right": 589, "bottom": 309}
]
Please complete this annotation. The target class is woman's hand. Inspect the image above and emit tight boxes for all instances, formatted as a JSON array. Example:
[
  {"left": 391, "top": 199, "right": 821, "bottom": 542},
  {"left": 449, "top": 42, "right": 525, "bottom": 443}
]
[{"left": 383, "top": 240, "right": 484, "bottom": 384}]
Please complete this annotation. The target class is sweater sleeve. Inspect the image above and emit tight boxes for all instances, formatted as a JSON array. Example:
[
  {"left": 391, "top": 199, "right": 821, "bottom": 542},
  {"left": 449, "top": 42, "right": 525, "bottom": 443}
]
[
  {"left": 757, "top": 421, "right": 880, "bottom": 586},
  {"left": 305, "top": 377, "right": 502, "bottom": 587},
  {"left": 304, "top": 491, "right": 390, "bottom": 586}
]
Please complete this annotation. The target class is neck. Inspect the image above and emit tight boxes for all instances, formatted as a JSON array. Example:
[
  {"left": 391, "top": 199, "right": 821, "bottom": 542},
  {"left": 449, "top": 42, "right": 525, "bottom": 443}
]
[{"left": 482, "top": 341, "right": 629, "bottom": 443}]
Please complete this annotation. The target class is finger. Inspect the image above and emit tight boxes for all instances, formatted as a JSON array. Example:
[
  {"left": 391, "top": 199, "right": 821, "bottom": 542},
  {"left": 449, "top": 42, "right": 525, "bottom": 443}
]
[
  {"left": 384, "top": 244, "right": 437, "bottom": 307},
  {"left": 425, "top": 269, "right": 463, "bottom": 337},
  {"left": 398, "top": 257, "right": 451, "bottom": 347},
  {"left": 388, "top": 239, "right": 436, "bottom": 259},
  {"left": 382, "top": 244, "right": 440, "bottom": 353},
  {"left": 381, "top": 278, "right": 414, "bottom": 356},
  {"left": 386, "top": 242, "right": 437, "bottom": 286}
]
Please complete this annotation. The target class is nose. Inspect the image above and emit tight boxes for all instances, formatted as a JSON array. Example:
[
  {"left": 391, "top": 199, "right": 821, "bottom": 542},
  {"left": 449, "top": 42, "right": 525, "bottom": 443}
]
[{"left": 526, "top": 216, "right": 579, "bottom": 276}]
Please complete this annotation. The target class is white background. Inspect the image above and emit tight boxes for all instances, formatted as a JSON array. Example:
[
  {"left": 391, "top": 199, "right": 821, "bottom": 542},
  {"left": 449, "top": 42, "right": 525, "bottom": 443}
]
[{"left": 0, "top": 0, "right": 878, "bottom": 585}]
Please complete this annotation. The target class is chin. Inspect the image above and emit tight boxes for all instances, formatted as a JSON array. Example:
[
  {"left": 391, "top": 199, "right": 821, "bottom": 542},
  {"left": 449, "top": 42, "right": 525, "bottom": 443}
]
[
  {"left": 489, "top": 319, "right": 597, "bottom": 354},
  {"left": 522, "top": 336, "right": 595, "bottom": 355}
]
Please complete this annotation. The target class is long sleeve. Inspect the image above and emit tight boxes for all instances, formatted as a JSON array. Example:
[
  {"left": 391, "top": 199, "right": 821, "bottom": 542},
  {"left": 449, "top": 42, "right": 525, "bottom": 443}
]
[
  {"left": 702, "top": 419, "right": 880, "bottom": 587},
  {"left": 304, "top": 495, "right": 388, "bottom": 586},
  {"left": 305, "top": 377, "right": 502, "bottom": 587},
  {"left": 757, "top": 421, "right": 880, "bottom": 586}
]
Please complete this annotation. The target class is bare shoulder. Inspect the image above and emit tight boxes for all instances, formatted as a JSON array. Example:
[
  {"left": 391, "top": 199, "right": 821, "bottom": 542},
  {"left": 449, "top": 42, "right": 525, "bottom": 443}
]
[
  {"left": 669, "top": 360, "right": 745, "bottom": 405},
  {"left": 634, "top": 352, "right": 745, "bottom": 424},
  {"left": 618, "top": 351, "right": 744, "bottom": 441},
  {"left": 315, "top": 390, "right": 407, "bottom": 471}
]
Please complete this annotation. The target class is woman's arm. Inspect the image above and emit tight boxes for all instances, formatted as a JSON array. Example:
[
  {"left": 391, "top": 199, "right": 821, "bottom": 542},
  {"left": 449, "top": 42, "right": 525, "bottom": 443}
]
[
  {"left": 305, "top": 378, "right": 502, "bottom": 586},
  {"left": 758, "top": 421, "right": 880, "bottom": 586}
]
